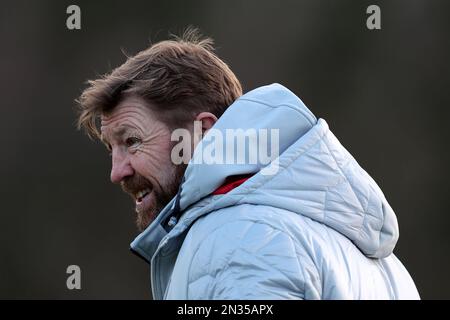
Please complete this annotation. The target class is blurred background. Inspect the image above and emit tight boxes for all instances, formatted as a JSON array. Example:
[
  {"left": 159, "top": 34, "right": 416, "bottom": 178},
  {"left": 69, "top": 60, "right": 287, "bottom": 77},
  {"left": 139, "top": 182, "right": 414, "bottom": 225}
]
[{"left": 0, "top": 0, "right": 449, "bottom": 299}]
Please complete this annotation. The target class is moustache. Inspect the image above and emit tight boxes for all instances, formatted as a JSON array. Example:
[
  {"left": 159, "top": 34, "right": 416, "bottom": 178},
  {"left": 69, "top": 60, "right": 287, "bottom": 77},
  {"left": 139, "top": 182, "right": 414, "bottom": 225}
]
[{"left": 121, "top": 174, "right": 153, "bottom": 198}]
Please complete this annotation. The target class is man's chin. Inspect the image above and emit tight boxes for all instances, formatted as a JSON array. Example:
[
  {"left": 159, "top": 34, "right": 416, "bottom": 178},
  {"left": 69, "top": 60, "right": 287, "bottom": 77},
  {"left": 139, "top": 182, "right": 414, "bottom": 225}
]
[
  {"left": 134, "top": 192, "right": 160, "bottom": 231},
  {"left": 135, "top": 200, "right": 167, "bottom": 231},
  {"left": 135, "top": 210, "right": 156, "bottom": 232}
]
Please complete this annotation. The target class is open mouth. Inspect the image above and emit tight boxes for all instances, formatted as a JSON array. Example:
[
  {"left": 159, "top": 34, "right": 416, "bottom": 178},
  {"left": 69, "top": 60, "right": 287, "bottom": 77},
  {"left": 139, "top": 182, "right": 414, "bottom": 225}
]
[{"left": 135, "top": 188, "right": 151, "bottom": 204}]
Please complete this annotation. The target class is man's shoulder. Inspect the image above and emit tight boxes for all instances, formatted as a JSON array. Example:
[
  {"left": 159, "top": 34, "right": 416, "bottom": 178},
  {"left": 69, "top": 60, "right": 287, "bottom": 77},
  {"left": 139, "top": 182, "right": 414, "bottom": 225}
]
[
  {"left": 186, "top": 203, "right": 324, "bottom": 250},
  {"left": 193, "top": 203, "right": 287, "bottom": 228}
]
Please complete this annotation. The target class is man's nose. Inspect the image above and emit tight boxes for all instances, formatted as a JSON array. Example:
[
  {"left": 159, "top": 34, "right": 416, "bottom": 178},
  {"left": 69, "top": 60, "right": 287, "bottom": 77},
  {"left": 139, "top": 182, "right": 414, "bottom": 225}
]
[{"left": 110, "top": 150, "right": 134, "bottom": 184}]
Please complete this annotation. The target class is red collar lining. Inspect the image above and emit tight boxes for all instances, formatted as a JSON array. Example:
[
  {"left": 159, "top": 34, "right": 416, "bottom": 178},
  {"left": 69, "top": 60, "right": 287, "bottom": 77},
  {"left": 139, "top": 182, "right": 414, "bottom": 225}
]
[{"left": 212, "top": 174, "right": 253, "bottom": 195}]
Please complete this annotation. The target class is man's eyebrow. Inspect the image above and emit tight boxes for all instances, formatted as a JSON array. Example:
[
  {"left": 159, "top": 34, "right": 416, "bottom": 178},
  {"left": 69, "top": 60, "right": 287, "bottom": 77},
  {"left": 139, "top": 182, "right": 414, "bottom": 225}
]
[{"left": 101, "top": 125, "right": 134, "bottom": 145}]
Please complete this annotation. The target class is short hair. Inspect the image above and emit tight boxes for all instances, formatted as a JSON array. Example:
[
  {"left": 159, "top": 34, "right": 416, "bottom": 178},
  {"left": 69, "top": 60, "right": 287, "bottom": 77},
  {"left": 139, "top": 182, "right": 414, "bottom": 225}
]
[{"left": 77, "top": 27, "right": 243, "bottom": 139}]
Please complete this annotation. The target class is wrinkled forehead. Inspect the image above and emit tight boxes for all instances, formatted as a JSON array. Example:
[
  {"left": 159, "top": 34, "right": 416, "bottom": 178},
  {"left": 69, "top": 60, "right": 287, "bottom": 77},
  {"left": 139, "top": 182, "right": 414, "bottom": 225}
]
[
  {"left": 100, "top": 101, "right": 150, "bottom": 139},
  {"left": 101, "top": 100, "right": 148, "bottom": 124}
]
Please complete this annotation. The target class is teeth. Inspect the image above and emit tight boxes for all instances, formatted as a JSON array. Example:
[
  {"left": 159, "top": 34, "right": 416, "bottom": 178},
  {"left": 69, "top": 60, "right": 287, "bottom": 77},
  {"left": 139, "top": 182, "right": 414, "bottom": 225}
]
[{"left": 136, "top": 189, "right": 150, "bottom": 200}]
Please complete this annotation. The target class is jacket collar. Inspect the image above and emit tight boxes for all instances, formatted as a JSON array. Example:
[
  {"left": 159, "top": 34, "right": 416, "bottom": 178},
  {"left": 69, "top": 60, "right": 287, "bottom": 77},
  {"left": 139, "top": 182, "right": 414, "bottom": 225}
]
[{"left": 129, "top": 197, "right": 176, "bottom": 263}]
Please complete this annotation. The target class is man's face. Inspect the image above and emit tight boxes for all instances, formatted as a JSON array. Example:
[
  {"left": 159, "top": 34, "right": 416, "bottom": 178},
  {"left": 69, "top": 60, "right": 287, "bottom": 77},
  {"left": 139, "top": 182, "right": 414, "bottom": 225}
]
[{"left": 100, "top": 95, "right": 185, "bottom": 231}]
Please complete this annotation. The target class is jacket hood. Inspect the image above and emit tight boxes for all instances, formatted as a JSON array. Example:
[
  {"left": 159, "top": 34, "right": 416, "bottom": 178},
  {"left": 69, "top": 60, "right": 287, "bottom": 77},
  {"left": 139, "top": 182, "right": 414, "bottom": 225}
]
[
  {"left": 180, "top": 83, "right": 317, "bottom": 211},
  {"left": 131, "top": 83, "right": 399, "bottom": 260}
]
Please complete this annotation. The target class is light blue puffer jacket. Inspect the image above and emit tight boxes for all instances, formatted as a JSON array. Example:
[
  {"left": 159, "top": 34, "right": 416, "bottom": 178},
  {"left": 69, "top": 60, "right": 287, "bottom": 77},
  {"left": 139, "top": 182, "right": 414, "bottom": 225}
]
[{"left": 131, "top": 83, "right": 419, "bottom": 300}]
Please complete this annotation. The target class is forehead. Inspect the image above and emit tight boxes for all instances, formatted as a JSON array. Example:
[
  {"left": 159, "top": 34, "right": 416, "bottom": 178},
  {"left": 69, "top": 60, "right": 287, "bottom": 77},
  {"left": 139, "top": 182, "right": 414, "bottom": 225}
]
[
  {"left": 101, "top": 95, "right": 152, "bottom": 124},
  {"left": 100, "top": 96, "right": 155, "bottom": 138}
]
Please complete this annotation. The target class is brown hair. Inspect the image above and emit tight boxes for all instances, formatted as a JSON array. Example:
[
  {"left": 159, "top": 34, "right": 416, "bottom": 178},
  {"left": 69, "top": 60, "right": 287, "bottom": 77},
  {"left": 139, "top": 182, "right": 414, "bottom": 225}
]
[{"left": 77, "top": 27, "right": 243, "bottom": 139}]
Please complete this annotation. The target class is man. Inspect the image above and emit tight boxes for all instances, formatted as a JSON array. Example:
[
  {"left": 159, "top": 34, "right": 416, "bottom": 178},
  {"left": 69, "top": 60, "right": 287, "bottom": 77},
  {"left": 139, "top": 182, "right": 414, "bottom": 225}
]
[{"left": 77, "top": 29, "right": 419, "bottom": 299}]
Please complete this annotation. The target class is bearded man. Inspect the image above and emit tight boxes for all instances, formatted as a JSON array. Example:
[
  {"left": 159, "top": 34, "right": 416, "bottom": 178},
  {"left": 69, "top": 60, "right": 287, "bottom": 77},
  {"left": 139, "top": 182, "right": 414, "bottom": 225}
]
[{"left": 77, "top": 29, "right": 419, "bottom": 300}]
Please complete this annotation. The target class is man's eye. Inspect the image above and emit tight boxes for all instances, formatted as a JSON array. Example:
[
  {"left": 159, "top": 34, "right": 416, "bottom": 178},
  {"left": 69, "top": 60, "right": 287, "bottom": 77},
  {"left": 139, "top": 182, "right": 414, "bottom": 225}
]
[{"left": 125, "top": 137, "right": 141, "bottom": 148}]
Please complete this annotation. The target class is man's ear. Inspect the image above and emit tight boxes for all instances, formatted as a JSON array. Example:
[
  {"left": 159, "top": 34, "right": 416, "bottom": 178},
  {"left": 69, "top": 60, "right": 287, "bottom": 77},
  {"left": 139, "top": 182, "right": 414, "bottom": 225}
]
[{"left": 195, "top": 112, "right": 218, "bottom": 135}]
